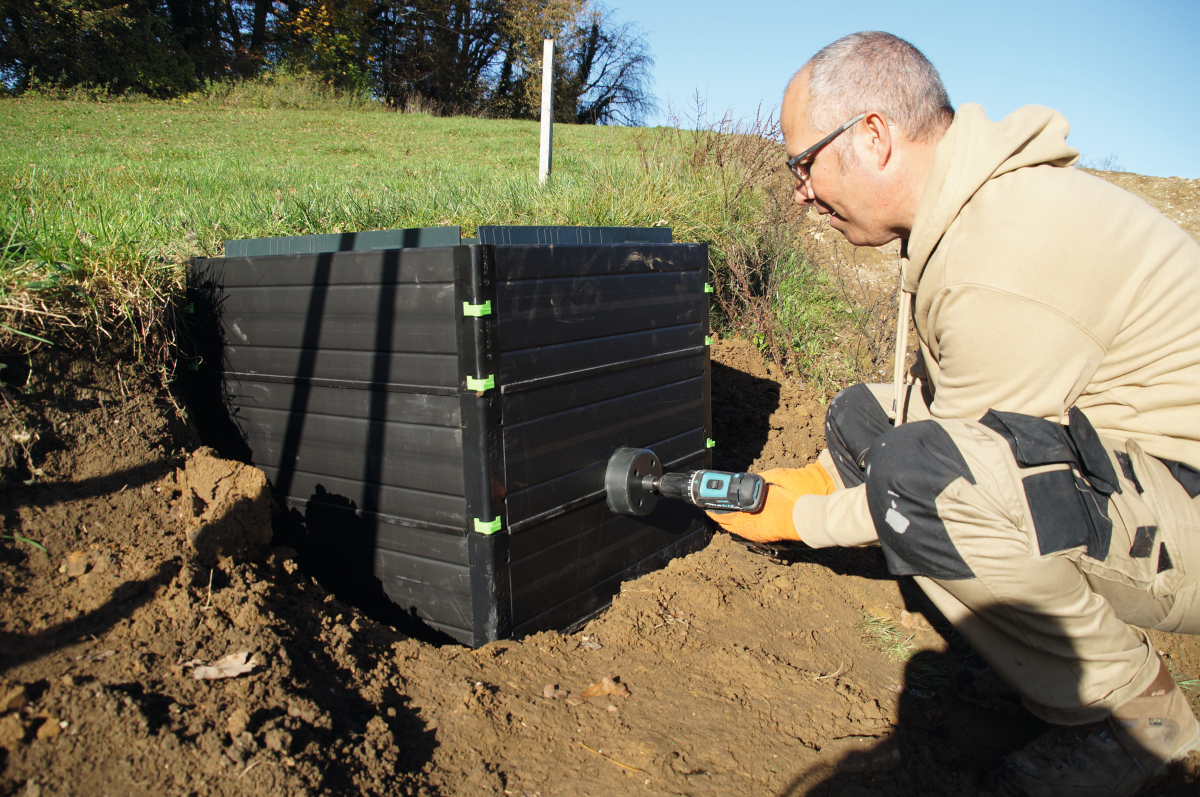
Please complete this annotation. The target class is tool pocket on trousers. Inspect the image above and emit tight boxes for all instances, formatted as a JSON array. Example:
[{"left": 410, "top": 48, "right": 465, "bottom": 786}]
[
  {"left": 1127, "top": 441, "right": 1191, "bottom": 598},
  {"left": 980, "top": 408, "right": 1117, "bottom": 561},
  {"left": 1021, "top": 465, "right": 1102, "bottom": 557}
]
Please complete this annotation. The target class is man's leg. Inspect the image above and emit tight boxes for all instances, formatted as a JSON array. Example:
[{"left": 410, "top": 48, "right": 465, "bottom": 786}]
[
  {"left": 861, "top": 417, "right": 1200, "bottom": 794},
  {"left": 820, "top": 382, "right": 930, "bottom": 489}
]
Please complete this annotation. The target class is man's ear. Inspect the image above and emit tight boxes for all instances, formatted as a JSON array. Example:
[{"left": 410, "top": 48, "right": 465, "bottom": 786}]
[{"left": 863, "top": 112, "right": 892, "bottom": 170}]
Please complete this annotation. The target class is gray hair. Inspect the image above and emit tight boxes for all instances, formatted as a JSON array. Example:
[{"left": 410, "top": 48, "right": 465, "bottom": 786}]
[{"left": 804, "top": 32, "right": 953, "bottom": 158}]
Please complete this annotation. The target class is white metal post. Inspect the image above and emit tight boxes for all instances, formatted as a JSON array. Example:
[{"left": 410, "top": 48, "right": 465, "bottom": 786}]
[{"left": 538, "top": 38, "right": 554, "bottom": 185}]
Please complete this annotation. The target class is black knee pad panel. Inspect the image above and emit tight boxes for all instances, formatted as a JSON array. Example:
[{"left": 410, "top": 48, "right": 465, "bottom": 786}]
[
  {"left": 825, "top": 383, "right": 893, "bottom": 488},
  {"left": 865, "top": 421, "right": 977, "bottom": 580}
]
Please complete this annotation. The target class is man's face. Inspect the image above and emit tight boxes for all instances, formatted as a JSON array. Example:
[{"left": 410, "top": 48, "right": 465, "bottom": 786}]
[{"left": 780, "top": 74, "right": 899, "bottom": 247}]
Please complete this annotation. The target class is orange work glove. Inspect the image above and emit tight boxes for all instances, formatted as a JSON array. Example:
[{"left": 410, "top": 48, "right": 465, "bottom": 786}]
[{"left": 705, "top": 463, "right": 835, "bottom": 543}]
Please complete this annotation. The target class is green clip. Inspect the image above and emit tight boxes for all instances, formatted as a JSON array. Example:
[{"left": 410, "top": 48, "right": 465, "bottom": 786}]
[
  {"left": 706, "top": 438, "right": 716, "bottom": 449},
  {"left": 182, "top": 302, "right": 195, "bottom": 314},
  {"left": 463, "top": 300, "right": 492, "bottom": 317},
  {"left": 704, "top": 283, "right": 713, "bottom": 294},
  {"left": 705, "top": 335, "right": 712, "bottom": 346},
  {"left": 474, "top": 517, "right": 502, "bottom": 534},
  {"left": 187, "top": 359, "right": 201, "bottom": 371},
  {"left": 466, "top": 374, "right": 495, "bottom": 392}
]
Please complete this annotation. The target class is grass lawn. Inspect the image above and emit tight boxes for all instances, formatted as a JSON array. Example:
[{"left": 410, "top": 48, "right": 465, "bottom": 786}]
[
  {"left": 1, "top": 93, "right": 847, "bottom": 385},
  {"left": 0, "top": 98, "right": 688, "bottom": 261}
]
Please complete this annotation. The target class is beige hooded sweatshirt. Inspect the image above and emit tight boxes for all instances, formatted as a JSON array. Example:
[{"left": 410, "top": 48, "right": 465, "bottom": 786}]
[{"left": 796, "top": 103, "right": 1200, "bottom": 548}]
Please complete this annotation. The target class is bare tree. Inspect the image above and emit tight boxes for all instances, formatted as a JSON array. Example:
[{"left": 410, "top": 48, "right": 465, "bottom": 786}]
[{"left": 559, "top": 4, "right": 655, "bottom": 125}]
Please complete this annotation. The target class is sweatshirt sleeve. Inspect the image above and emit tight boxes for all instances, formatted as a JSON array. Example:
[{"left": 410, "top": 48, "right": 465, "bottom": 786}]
[
  {"left": 791, "top": 486, "right": 879, "bottom": 548},
  {"left": 926, "top": 285, "right": 1106, "bottom": 422}
]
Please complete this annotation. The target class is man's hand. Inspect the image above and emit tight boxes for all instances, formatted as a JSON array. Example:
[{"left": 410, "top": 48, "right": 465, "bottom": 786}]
[{"left": 705, "top": 464, "right": 835, "bottom": 543}]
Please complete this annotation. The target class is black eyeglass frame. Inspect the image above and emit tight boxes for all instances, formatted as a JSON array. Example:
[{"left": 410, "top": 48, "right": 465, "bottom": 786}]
[{"left": 785, "top": 112, "right": 868, "bottom": 183}]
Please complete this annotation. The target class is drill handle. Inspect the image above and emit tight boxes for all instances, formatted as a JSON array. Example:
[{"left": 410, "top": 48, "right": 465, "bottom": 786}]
[{"left": 657, "top": 470, "right": 766, "bottom": 513}]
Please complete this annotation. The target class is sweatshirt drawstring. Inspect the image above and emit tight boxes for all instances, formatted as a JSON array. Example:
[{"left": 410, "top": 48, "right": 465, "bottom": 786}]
[{"left": 891, "top": 256, "right": 912, "bottom": 426}]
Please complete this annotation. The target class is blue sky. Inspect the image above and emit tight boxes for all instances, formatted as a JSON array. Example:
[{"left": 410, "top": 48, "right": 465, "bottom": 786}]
[{"left": 626, "top": 0, "right": 1199, "bottom": 178}]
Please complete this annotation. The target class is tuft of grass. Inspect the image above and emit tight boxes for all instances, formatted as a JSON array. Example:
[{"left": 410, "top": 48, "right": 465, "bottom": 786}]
[
  {"left": 1, "top": 533, "right": 47, "bottom": 553},
  {"left": 772, "top": 254, "right": 855, "bottom": 395},
  {"left": 0, "top": 98, "right": 667, "bottom": 354},
  {"left": 1167, "top": 661, "right": 1200, "bottom": 692},
  {"left": 856, "top": 614, "right": 917, "bottom": 662}
]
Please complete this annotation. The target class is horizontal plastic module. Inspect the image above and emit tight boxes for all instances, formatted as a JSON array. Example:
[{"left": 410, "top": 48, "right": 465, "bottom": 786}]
[{"left": 186, "top": 226, "right": 713, "bottom": 646}]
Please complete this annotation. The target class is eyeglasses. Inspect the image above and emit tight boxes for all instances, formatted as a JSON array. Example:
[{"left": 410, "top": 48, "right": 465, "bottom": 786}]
[{"left": 785, "top": 112, "right": 867, "bottom": 186}]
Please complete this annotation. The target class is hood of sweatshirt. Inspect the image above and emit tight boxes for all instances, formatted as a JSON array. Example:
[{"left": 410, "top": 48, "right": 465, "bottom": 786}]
[{"left": 904, "top": 104, "right": 1080, "bottom": 292}]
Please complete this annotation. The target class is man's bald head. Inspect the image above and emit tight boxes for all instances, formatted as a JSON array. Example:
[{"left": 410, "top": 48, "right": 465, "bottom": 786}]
[
  {"left": 785, "top": 32, "right": 952, "bottom": 155},
  {"left": 779, "top": 33, "right": 948, "bottom": 245}
]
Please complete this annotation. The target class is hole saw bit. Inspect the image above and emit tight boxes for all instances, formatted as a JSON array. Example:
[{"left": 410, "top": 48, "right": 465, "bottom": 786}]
[{"left": 603, "top": 447, "right": 766, "bottom": 517}]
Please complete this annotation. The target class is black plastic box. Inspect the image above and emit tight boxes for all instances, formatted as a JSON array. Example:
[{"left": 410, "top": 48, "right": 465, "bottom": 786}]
[{"left": 188, "top": 232, "right": 712, "bottom": 645}]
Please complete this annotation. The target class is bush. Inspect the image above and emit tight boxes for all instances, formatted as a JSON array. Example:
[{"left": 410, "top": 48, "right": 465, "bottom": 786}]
[
  {"left": 632, "top": 105, "right": 854, "bottom": 391},
  {"left": 181, "top": 70, "right": 383, "bottom": 112}
]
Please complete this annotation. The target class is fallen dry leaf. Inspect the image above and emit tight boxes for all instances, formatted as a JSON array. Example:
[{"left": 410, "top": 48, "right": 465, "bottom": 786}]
[
  {"left": 580, "top": 676, "right": 629, "bottom": 699},
  {"left": 542, "top": 684, "right": 569, "bottom": 700},
  {"left": 186, "top": 651, "right": 261, "bottom": 681}
]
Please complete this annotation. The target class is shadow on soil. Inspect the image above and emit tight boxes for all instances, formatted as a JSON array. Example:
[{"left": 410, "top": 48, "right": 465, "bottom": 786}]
[
  {"left": 737, "top": 538, "right": 897, "bottom": 584},
  {"left": 711, "top": 359, "right": 779, "bottom": 472},
  {"left": 0, "top": 559, "right": 181, "bottom": 674},
  {"left": 778, "top": 648, "right": 1046, "bottom": 795},
  {"left": 776, "top": 599, "right": 1199, "bottom": 796},
  {"left": 230, "top": 555, "right": 439, "bottom": 788},
  {"left": 3, "top": 459, "right": 181, "bottom": 511},
  {"left": 272, "top": 503, "right": 461, "bottom": 648}
]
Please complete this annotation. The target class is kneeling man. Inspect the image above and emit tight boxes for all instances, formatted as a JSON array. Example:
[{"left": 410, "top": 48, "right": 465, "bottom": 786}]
[{"left": 713, "top": 30, "right": 1200, "bottom": 797}]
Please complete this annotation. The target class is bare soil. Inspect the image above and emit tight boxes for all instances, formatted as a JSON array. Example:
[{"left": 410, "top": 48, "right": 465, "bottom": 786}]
[{"left": 2, "top": 171, "right": 1200, "bottom": 797}]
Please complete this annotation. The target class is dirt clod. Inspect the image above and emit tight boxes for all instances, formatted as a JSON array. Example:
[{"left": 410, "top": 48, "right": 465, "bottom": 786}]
[
  {"left": 2, "top": 686, "right": 28, "bottom": 713},
  {"left": 180, "top": 448, "right": 273, "bottom": 563},
  {"left": 58, "top": 551, "right": 89, "bottom": 578},
  {"left": 263, "top": 728, "right": 292, "bottom": 753},
  {"left": 227, "top": 708, "right": 250, "bottom": 738},
  {"left": 33, "top": 716, "right": 60, "bottom": 741},
  {"left": 0, "top": 714, "right": 25, "bottom": 750},
  {"left": 542, "top": 684, "right": 569, "bottom": 700},
  {"left": 581, "top": 676, "right": 629, "bottom": 699}
]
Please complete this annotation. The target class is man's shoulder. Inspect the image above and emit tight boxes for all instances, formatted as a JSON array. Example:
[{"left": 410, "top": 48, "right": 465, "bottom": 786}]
[
  {"left": 926, "top": 163, "right": 1200, "bottom": 321},
  {"left": 944, "top": 163, "right": 1194, "bottom": 271},
  {"left": 979, "top": 163, "right": 1151, "bottom": 212}
]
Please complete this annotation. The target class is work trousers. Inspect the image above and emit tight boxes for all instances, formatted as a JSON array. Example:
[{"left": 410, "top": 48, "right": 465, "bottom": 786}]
[{"left": 819, "top": 383, "right": 1200, "bottom": 725}]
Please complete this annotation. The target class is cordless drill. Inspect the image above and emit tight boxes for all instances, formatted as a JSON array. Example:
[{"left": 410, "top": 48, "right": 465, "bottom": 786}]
[{"left": 604, "top": 447, "right": 766, "bottom": 516}]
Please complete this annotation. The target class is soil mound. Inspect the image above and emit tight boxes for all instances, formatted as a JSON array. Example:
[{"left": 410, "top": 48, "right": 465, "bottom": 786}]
[{"left": 710, "top": 337, "right": 826, "bottom": 472}]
